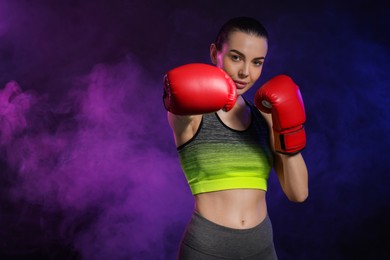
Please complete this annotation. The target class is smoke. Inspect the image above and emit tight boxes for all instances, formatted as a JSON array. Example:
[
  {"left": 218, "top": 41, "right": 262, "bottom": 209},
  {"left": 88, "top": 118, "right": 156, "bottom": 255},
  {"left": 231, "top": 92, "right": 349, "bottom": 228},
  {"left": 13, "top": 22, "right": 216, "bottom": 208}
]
[
  {"left": 0, "top": 81, "right": 32, "bottom": 145},
  {"left": 0, "top": 58, "right": 190, "bottom": 259}
]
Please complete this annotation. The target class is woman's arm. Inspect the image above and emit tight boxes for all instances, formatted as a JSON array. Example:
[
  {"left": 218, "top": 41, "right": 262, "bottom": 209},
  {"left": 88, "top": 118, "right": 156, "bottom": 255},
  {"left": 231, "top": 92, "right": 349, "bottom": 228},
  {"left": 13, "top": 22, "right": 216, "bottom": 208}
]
[
  {"left": 273, "top": 152, "right": 308, "bottom": 202},
  {"left": 167, "top": 112, "right": 201, "bottom": 147},
  {"left": 164, "top": 63, "right": 237, "bottom": 147},
  {"left": 261, "top": 112, "right": 308, "bottom": 202}
]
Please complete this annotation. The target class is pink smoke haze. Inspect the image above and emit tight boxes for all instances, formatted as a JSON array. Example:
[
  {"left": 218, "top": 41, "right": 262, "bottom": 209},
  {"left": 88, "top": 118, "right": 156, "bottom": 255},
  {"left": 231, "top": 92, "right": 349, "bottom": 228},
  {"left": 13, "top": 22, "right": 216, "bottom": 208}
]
[
  {"left": 0, "top": 81, "right": 34, "bottom": 145},
  {"left": 0, "top": 59, "right": 191, "bottom": 259}
]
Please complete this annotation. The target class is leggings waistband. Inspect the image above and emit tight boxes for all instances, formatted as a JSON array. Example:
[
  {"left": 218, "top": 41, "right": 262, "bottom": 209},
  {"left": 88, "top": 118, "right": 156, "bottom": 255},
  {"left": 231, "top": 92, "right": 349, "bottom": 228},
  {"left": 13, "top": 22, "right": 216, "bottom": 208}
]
[
  {"left": 179, "top": 211, "right": 277, "bottom": 259},
  {"left": 192, "top": 211, "right": 270, "bottom": 234}
]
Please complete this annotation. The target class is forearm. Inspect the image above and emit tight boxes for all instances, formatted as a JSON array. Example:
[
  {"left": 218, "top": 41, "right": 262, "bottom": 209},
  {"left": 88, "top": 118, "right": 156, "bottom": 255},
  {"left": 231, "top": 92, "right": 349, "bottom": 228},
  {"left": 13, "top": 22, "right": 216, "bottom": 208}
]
[{"left": 274, "top": 152, "right": 308, "bottom": 202}]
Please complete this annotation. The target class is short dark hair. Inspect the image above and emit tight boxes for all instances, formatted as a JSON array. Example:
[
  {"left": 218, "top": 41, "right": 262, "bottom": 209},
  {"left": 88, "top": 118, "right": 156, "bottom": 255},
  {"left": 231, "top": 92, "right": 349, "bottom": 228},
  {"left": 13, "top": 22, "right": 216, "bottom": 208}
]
[{"left": 214, "top": 17, "right": 269, "bottom": 51}]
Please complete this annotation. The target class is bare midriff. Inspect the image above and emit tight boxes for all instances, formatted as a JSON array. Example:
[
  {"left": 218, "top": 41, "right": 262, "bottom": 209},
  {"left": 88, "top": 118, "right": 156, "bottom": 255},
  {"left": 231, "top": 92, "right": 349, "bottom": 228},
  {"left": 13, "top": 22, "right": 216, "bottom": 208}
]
[{"left": 194, "top": 189, "right": 267, "bottom": 229}]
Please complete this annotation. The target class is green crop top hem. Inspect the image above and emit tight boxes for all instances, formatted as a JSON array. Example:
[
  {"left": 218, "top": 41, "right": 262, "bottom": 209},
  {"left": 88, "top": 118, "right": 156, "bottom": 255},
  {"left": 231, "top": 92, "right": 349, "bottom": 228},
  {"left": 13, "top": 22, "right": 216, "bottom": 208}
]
[{"left": 190, "top": 177, "right": 268, "bottom": 195}]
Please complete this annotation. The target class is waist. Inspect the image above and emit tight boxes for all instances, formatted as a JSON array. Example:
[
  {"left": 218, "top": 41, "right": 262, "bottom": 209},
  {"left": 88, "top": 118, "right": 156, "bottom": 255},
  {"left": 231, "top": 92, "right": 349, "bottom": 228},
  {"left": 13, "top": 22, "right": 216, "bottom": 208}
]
[
  {"left": 194, "top": 189, "right": 267, "bottom": 229},
  {"left": 180, "top": 210, "right": 276, "bottom": 259}
]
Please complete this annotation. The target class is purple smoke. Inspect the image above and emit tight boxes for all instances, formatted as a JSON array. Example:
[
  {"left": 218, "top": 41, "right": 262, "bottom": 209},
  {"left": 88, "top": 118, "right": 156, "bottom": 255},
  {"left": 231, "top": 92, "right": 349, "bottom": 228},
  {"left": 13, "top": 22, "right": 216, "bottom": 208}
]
[{"left": 0, "top": 59, "right": 192, "bottom": 258}]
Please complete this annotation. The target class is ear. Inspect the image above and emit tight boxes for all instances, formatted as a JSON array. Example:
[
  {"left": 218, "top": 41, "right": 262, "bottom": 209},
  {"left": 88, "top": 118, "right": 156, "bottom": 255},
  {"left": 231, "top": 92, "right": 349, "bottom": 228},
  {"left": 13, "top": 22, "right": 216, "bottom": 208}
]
[{"left": 210, "top": 43, "right": 217, "bottom": 64}]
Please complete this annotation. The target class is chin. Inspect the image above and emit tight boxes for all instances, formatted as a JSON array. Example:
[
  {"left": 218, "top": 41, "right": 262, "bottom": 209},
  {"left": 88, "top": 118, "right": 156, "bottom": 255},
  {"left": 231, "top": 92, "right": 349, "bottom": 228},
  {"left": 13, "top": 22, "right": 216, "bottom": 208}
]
[{"left": 237, "top": 88, "right": 250, "bottom": 96}]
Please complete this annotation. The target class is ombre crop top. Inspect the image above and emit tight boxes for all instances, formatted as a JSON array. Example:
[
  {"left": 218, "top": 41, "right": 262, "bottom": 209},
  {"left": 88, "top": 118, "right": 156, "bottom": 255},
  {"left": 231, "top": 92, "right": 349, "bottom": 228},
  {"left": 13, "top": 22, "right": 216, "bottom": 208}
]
[{"left": 178, "top": 99, "right": 274, "bottom": 195}]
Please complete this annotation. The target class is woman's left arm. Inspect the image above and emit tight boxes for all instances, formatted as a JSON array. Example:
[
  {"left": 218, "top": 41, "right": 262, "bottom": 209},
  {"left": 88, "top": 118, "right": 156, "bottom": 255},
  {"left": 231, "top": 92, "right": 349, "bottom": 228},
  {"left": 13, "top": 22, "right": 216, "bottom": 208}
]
[
  {"left": 273, "top": 152, "right": 308, "bottom": 202},
  {"left": 255, "top": 75, "right": 309, "bottom": 202},
  {"left": 261, "top": 111, "right": 308, "bottom": 202}
]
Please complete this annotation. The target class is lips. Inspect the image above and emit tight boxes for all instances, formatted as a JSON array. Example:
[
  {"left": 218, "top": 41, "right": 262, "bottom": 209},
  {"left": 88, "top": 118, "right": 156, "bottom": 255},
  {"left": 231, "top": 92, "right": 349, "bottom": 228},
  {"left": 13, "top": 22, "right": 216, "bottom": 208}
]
[{"left": 233, "top": 80, "right": 248, "bottom": 89}]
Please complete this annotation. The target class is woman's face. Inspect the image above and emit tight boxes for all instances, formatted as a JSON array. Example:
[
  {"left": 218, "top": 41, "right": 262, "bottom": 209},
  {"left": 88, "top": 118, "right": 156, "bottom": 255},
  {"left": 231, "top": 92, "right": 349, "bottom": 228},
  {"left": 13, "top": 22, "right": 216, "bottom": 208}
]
[{"left": 210, "top": 31, "right": 268, "bottom": 96}]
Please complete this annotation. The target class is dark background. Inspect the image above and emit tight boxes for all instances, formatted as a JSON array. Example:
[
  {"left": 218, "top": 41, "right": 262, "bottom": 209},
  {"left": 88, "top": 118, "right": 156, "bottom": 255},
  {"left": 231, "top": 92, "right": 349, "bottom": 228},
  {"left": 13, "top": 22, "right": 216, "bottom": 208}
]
[{"left": 0, "top": 0, "right": 389, "bottom": 259}]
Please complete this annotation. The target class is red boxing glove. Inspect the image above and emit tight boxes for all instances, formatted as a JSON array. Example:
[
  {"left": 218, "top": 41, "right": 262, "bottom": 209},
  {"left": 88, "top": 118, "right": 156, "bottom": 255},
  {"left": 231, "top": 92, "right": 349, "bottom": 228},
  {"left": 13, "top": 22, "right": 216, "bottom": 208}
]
[
  {"left": 163, "top": 63, "right": 237, "bottom": 115},
  {"left": 254, "top": 75, "right": 306, "bottom": 154}
]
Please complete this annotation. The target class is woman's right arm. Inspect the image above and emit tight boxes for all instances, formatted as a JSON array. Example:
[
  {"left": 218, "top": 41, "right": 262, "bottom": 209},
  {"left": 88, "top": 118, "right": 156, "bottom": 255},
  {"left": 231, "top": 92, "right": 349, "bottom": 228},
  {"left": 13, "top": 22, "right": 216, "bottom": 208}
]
[
  {"left": 163, "top": 63, "right": 237, "bottom": 146},
  {"left": 167, "top": 113, "right": 202, "bottom": 147}
]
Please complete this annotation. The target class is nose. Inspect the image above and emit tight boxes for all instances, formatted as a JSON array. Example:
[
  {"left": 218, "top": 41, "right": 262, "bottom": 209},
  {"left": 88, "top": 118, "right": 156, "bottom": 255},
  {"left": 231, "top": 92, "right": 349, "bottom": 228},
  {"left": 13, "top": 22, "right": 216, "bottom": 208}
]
[{"left": 238, "top": 63, "right": 249, "bottom": 78}]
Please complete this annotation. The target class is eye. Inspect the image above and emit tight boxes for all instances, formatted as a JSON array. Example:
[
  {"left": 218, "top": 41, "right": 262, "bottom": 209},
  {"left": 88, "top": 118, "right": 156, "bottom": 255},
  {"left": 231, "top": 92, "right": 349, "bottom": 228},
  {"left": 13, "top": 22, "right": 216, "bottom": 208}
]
[
  {"left": 231, "top": 55, "right": 242, "bottom": 61},
  {"left": 253, "top": 60, "right": 264, "bottom": 67}
]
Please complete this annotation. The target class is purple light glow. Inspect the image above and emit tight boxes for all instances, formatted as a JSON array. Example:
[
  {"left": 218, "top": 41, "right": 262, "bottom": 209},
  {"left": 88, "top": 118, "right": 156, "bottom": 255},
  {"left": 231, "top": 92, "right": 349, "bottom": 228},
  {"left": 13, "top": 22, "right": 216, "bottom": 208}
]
[
  {"left": 0, "top": 60, "right": 190, "bottom": 258},
  {"left": 0, "top": 81, "right": 31, "bottom": 145},
  {"left": 0, "top": 1, "right": 10, "bottom": 37}
]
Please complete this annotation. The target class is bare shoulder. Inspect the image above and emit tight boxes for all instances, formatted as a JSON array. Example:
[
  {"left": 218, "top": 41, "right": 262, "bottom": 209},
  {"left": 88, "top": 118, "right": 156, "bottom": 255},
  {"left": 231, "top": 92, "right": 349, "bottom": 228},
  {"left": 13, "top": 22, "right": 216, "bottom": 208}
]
[
  {"left": 167, "top": 112, "right": 201, "bottom": 131},
  {"left": 167, "top": 112, "right": 202, "bottom": 147}
]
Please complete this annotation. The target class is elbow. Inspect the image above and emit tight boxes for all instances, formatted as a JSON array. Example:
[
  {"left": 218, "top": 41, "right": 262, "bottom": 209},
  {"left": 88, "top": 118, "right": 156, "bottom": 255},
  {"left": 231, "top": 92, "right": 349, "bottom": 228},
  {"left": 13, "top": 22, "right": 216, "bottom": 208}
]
[{"left": 287, "top": 190, "right": 309, "bottom": 203}]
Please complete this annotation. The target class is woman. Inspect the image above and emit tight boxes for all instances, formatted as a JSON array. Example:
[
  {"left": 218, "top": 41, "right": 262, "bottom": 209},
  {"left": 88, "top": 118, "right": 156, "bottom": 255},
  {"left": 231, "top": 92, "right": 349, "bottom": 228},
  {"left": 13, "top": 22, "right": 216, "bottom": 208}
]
[{"left": 164, "top": 16, "right": 308, "bottom": 259}]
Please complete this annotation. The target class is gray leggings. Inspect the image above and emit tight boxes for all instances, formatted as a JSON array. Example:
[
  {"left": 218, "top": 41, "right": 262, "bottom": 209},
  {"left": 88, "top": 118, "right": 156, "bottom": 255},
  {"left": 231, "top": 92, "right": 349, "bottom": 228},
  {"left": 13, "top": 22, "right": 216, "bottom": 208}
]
[{"left": 177, "top": 211, "right": 278, "bottom": 260}]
